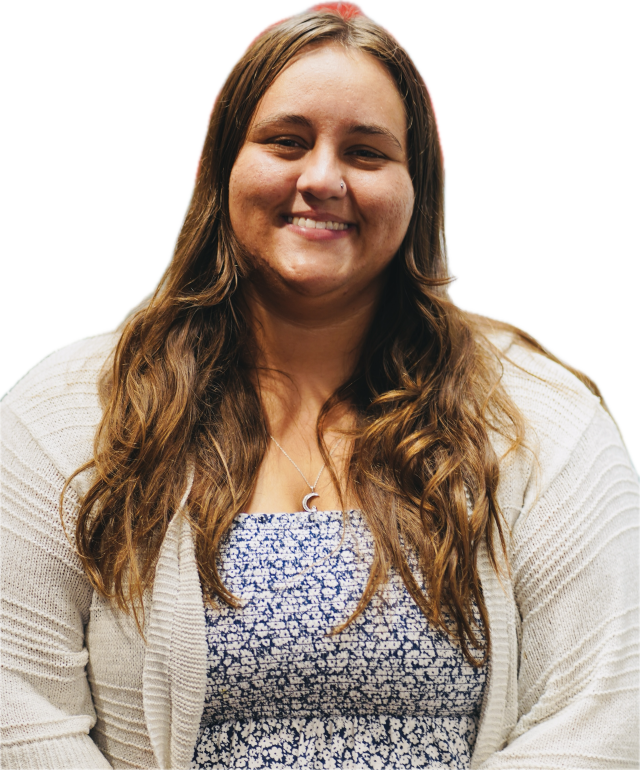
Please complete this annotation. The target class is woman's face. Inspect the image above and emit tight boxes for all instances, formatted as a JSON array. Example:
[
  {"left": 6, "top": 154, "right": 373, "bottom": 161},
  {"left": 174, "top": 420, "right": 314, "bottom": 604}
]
[{"left": 228, "top": 43, "right": 415, "bottom": 304}]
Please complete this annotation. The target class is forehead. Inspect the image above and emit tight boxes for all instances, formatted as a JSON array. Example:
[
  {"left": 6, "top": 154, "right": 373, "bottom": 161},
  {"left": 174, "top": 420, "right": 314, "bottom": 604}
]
[{"left": 250, "top": 43, "right": 407, "bottom": 146}]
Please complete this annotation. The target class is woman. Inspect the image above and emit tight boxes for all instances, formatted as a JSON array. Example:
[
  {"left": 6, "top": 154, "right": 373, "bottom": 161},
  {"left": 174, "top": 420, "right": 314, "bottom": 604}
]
[{"left": 1, "top": 4, "right": 637, "bottom": 769}]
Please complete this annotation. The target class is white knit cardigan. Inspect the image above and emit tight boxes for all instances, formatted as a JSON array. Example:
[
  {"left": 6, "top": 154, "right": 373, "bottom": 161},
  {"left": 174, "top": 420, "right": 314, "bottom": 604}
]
[{"left": 1, "top": 333, "right": 638, "bottom": 769}]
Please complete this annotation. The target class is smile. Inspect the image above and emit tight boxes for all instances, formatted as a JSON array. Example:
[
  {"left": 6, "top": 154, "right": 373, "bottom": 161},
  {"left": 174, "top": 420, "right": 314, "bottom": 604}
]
[{"left": 285, "top": 216, "right": 350, "bottom": 231}]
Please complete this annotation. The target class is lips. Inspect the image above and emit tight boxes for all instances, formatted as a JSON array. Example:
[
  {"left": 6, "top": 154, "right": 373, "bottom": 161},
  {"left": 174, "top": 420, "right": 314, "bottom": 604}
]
[
  {"left": 282, "top": 213, "right": 354, "bottom": 241},
  {"left": 285, "top": 216, "right": 350, "bottom": 231}
]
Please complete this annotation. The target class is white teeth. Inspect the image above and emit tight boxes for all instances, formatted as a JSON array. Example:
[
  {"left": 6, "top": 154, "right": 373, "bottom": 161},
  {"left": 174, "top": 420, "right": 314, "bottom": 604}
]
[{"left": 287, "top": 217, "right": 349, "bottom": 231}]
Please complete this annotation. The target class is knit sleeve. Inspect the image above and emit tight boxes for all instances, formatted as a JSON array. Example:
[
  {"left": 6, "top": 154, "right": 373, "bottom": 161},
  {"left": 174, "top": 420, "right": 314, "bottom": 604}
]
[
  {"left": 0, "top": 404, "right": 112, "bottom": 769},
  {"left": 480, "top": 405, "right": 639, "bottom": 769}
]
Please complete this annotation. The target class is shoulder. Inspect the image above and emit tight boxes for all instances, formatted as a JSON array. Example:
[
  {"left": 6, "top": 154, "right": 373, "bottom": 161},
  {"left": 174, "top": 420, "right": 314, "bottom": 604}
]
[
  {"left": 1, "top": 332, "right": 119, "bottom": 486},
  {"left": 496, "top": 331, "right": 600, "bottom": 445},
  {"left": 485, "top": 331, "right": 604, "bottom": 515}
]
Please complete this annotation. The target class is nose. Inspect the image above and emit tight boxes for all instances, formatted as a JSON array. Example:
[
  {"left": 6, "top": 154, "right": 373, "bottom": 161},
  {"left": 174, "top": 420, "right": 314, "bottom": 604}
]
[{"left": 296, "top": 144, "right": 346, "bottom": 201}]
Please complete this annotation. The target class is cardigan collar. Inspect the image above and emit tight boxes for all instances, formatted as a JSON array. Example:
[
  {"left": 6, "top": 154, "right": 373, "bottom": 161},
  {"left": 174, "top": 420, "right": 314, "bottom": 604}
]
[{"left": 142, "top": 470, "right": 208, "bottom": 770}]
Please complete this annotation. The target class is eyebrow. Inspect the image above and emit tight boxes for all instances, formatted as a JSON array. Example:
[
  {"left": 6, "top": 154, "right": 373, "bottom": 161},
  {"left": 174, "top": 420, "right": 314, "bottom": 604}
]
[{"left": 251, "top": 113, "right": 404, "bottom": 152}]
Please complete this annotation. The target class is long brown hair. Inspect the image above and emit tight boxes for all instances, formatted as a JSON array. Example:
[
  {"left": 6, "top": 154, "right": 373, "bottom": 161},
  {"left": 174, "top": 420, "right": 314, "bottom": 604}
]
[{"left": 65, "top": 5, "right": 601, "bottom": 665}]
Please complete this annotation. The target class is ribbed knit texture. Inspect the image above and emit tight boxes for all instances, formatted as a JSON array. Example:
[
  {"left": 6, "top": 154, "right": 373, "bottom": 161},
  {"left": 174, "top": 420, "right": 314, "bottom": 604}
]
[{"left": 1, "top": 333, "right": 638, "bottom": 769}]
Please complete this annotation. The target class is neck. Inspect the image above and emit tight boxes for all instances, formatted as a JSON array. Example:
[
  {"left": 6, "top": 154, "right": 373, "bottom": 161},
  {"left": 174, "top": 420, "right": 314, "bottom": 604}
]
[{"left": 240, "top": 275, "right": 380, "bottom": 435}]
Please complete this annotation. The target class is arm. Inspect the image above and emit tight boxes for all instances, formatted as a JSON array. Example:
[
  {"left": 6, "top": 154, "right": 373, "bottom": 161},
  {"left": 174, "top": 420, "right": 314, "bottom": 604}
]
[
  {"left": 481, "top": 406, "right": 639, "bottom": 768},
  {"left": 1, "top": 405, "right": 111, "bottom": 769}
]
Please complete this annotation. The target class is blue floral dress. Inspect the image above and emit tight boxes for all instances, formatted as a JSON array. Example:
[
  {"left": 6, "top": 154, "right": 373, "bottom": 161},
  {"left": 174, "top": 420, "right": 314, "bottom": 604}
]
[{"left": 191, "top": 510, "right": 487, "bottom": 769}]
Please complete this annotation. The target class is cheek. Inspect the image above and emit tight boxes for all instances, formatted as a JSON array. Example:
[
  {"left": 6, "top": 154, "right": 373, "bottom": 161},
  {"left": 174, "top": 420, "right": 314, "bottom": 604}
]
[
  {"left": 229, "top": 155, "right": 260, "bottom": 229},
  {"left": 365, "top": 174, "right": 415, "bottom": 249},
  {"left": 394, "top": 182, "right": 415, "bottom": 231},
  {"left": 229, "top": 150, "right": 291, "bottom": 229}
]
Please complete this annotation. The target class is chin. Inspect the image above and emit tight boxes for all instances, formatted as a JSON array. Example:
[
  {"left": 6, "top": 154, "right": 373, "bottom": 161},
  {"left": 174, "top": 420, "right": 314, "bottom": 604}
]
[
  {"left": 282, "top": 271, "right": 346, "bottom": 297},
  {"left": 274, "top": 260, "right": 345, "bottom": 293}
]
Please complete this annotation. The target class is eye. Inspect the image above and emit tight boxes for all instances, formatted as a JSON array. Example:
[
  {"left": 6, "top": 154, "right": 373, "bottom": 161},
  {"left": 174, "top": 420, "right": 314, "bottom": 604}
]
[
  {"left": 269, "top": 137, "right": 304, "bottom": 149},
  {"left": 349, "top": 147, "right": 386, "bottom": 160}
]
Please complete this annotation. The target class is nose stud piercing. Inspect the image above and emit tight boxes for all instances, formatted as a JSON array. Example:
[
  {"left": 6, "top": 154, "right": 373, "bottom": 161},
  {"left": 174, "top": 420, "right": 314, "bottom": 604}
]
[{"left": 340, "top": 181, "right": 345, "bottom": 190}]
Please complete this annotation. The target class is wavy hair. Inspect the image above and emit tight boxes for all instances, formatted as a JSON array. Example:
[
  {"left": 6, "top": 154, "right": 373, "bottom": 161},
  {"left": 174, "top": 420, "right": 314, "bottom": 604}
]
[{"left": 65, "top": 4, "right": 601, "bottom": 665}]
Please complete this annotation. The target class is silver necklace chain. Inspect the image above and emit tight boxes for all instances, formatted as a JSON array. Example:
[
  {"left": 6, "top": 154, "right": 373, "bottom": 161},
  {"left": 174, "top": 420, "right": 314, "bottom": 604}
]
[{"left": 269, "top": 434, "right": 342, "bottom": 512}]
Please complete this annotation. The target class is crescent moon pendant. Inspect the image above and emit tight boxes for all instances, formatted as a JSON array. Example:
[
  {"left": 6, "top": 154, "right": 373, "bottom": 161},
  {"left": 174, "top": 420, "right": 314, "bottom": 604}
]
[{"left": 302, "top": 492, "right": 319, "bottom": 513}]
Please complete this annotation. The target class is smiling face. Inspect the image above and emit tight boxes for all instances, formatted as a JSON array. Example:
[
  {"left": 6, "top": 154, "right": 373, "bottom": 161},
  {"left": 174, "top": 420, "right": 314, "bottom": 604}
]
[{"left": 228, "top": 43, "right": 415, "bottom": 307}]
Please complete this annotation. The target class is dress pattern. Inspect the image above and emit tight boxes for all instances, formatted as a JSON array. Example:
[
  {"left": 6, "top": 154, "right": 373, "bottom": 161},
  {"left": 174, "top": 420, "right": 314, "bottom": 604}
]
[{"left": 192, "top": 510, "right": 487, "bottom": 769}]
